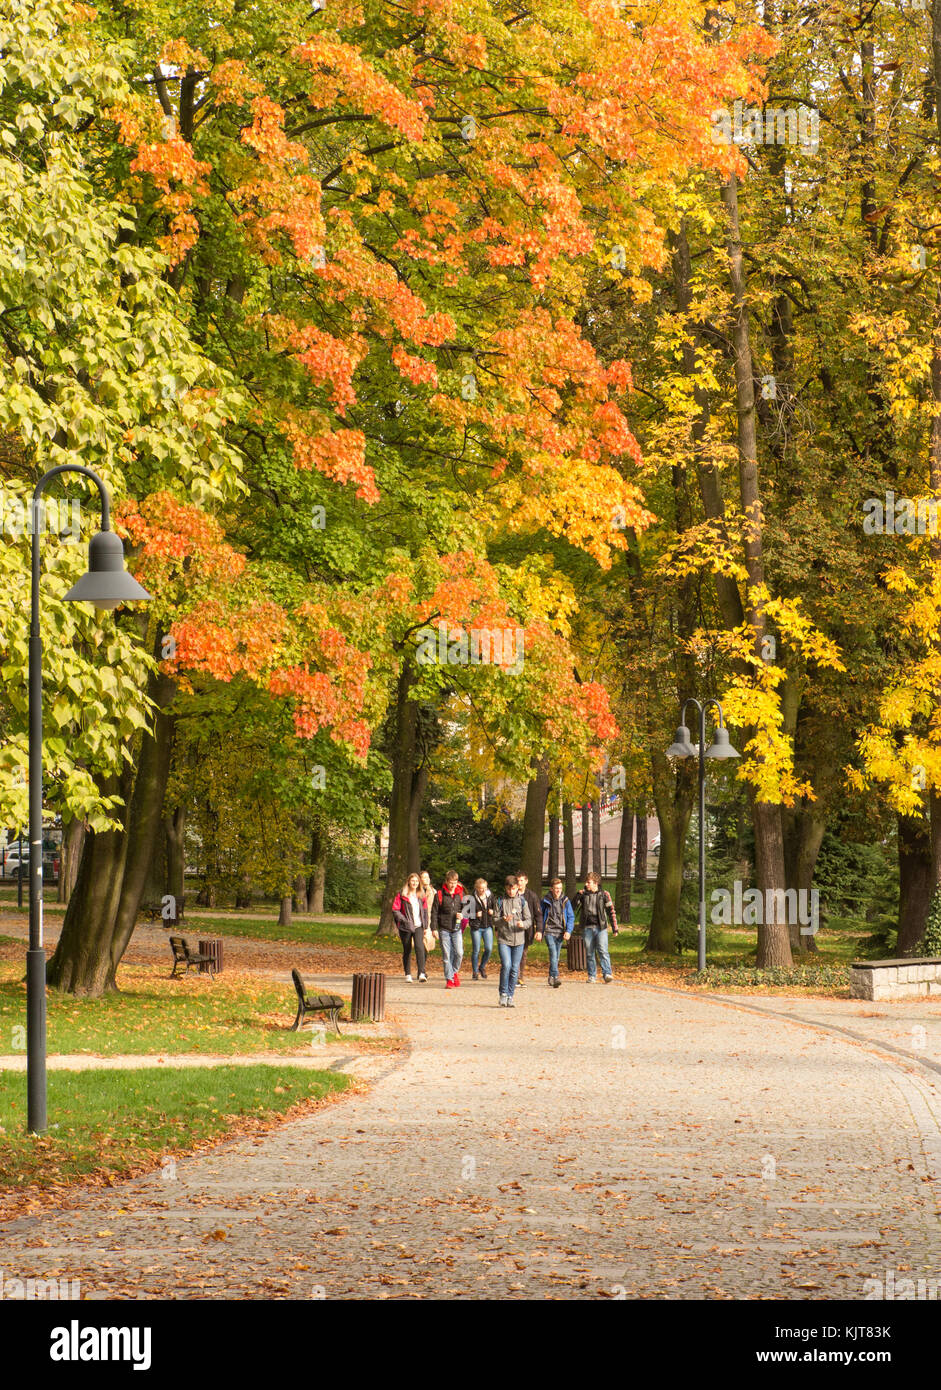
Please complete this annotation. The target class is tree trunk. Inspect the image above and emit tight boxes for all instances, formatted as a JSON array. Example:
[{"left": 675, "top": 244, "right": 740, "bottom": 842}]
[
  {"left": 579, "top": 803, "right": 589, "bottom": 879},
  {"left": 591, "top": 797, "right": 602, "bottom": 877},
  {"left": 721, "top": 172, "right": 792, "bottom": 970},
  {"left": 408, "top": 761, "right": 429, "bottom": 875},
  {"left": 616, "top": 807, "right": 634, "bottom": 923},
  {"left": 139, "top": 821, "right": 168, "bottom": 915},
  {"left": 380, "top": 665, "right": 419, "bottom": 934},
  {"left": 783, "top": 808, "right": 826, "bottom": 953},
  {"left": 562, "top": 801, "right": 577, "bottom": 899},
  {"left": 752, "top": 800, "right": 792, "bottom": 968},
  {"left": 898, "top": 812, "right": 933, "bottom": 954},
  {"left": 278, "top": 894, "right": 293, "bottom": 928},
  {"left": 56, "top": 814, "right": 85, "bottom": 905},
  {"left": 547, "top": 812, "right": 559, "bottom": 883},
  {"left": 521, "top": 760, "right": 550, "bottom": 891},
  {"left": 164, "top": 805, "right": 185, "bottom": 921},
  {"left": 293, "top": 872, "right": 308, "bottom": 914},
  {"left": 308, "top": 823, "right": 326, "bottom": 915},
  {"left": 48, "top": 665, "right": 177, "bottom": 995},
  {"left": 633, "top": 812, "right": 647, "bottom": 892},
  {"left": 646, "top": 755, "right": 694, "bottom": 952}
]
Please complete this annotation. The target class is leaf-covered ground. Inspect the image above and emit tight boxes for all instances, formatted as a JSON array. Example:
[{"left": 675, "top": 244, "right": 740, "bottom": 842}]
[{"left": 0, "top": 1065, "right": 350, "bottom": 1211}]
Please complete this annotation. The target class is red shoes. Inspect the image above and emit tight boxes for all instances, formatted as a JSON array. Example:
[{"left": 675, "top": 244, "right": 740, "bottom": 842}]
[{"left": 452, "top": 973, "right": 461, "bottom": 987}]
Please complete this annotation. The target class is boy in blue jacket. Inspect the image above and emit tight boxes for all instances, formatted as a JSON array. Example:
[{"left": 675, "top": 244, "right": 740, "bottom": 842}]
[{"left": 536, "top": 877, "right": 574, "bottom": 988}]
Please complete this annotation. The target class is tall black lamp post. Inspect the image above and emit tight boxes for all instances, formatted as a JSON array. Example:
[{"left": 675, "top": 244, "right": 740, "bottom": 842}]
[
  {"left": 665, "top": 698, "right": 739, "bottom": 972},
  {"left": 27, "top": 465, "right": 150, "bottom": 1134}
]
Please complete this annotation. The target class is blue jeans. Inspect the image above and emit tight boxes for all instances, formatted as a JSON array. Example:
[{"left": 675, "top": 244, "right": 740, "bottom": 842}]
[
  {"left": 471, "top": 925, "right": 493, "bottom": 973},
  {"left": 583, "top": 925, "right": 612, "bottom": 980},
  {"left": 498, "top": 941, "right": 525, "bottom": 999},
  {"left": 545, "top": 933, "right": 567, "bottom": 979},
  {"left": 439, "top": 927, "right": 464, "bottom": 980}
]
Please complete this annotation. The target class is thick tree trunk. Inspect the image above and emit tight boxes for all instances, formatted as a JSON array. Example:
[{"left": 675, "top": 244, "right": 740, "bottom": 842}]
[
  {"left": 752, "top": 800, "right": 792, "bottom": 967},
  {"left": 898, "top": 812, "right": 933, "bottom": 954},
  {"left": 521, "top": 760, "right": 550, "bottom": 891},
  {"left": 48, "top": 666, "right": 177, "bottom": 995},
  {"left": 408, "top": 761, "right": 429, "bottom": 874},
  {"left": 562, "top": 801, "right": 577, "bottom": 899},
  {"left": 278, "top": 895, "right": 293, "bottom": 928},
  {"left": 783, "top": 808, "right": 826, "bottom": 953},
  {"left": 579, "top": 803, "right": 589, "bottom": 879},
  {"left": 616, "top": 807, "right": 634, "bottom": 923},
  {"left": 139, "top": 821, "right": 168, "bottom": 914},
  {"left": 293, "top": 872, "right": 309, "bottom": 914},
  {"left": 547, "top": 812, "right": 559, "bottom": 882},
  {"left": 591, "top": 797, "right": 602, "bottom": 877},
  {"left": 56, "top": 814, "right": 85, "bottom": 905},
  {"left": 633, "top": 812, "right": 647, "bottom": 892}
]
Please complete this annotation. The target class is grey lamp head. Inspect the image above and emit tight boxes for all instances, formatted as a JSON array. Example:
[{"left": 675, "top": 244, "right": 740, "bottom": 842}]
[
  {"left": 704, "top": 724, "right": 740, "bottom": 759},
  {"left": 666, "top": 724, "right": 696, "bottom": 758},
  {"left": 63, "top": 529, "right": 151, "bottom": 612}
]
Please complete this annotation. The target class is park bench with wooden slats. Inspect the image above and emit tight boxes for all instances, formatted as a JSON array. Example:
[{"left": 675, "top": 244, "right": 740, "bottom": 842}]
[
  {"left": 291, "top": 968, "right": 343, "bottom": 1034},
  {"left": 142, "top": 895, "right": 185, "bottom": 925},
  {"left": 169, "top": 935, "right": 217, "bottom": 979}
]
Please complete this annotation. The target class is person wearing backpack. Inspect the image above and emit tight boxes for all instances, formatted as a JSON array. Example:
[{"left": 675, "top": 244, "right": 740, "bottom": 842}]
[
  {"left": 494, "top": 875, "right": 532, "bottom": 1007},
  {"left": 536, "top": 877, "right": 574, "bottom": 988},
  {"left": 514, "top": 870, "right": 541, "bottom": 988},
  {"left": 391, "top": 872, "right": 429, "bottom": 983},
  {"left": 465, "top": 877, "right": 494, "bottom": 980},
  {"left": 574, "top": 871, "right": 619, "bottom": 983},
  {"left": 431, "top": 869, "right": 466, "bottom": 988}
]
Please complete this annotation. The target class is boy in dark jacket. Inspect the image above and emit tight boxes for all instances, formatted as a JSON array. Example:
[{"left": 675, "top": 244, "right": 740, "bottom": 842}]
[
  {"left": 431, "top": 869, "right": 465, "bottom": 988},
  {"left": 515, "top": 871, "right": 541, "bottom": 987},
  {"left": 536, "top": 877, "right": 574, "bottom": 987},
  {"left": 573, "top": 871, "right": 618, "bottom": 983}
]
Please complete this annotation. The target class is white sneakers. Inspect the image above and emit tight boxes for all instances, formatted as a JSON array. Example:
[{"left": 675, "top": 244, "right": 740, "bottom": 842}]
[
  {"left": 499, "top": 995, "right": 508, "bottom": 1007},
  {"left": 418, "top": 973, "right": 427, "bottom": 982},
  {"left": 404, "top": 974, "right": 413, "bottom": 982}
]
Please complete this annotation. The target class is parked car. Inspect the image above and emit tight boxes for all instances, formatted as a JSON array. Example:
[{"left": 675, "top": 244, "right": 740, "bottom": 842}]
[
  {"left": 0, "top": 843, "right": 27, "bottom": 879},
  {"left": 1, "top": 842, "right": 60, "bottom": 881}
]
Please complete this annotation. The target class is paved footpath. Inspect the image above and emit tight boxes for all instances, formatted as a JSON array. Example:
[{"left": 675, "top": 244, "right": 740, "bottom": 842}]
[{"left": 2, "top": 976, "right": 940, "bottom": 1300}]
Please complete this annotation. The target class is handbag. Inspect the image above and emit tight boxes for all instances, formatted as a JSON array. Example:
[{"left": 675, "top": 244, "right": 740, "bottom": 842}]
[{"left": 423, "top": 926, "right": 435, "bottom": 952}]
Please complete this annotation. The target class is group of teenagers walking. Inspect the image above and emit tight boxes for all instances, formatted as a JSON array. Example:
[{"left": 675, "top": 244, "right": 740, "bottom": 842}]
[{"left": 390, "top": 869, "right": 619, "bottom": 1007}]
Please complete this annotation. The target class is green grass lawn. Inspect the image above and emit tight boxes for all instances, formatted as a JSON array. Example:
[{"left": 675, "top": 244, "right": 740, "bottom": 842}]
[
  {"left": 0, "top": 1064, "right": 350, "bottom": 1192},
  {"left": 172, "top": 912, "right": 399, "bottom": 952},
  {"left": 0, "top": 961, "right": 354, "bottom": 1056}
]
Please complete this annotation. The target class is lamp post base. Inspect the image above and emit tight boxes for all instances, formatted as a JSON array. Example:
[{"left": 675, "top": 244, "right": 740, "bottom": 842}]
[{"left": 26, "top": 946, "right": 47, "bottom": 1134}]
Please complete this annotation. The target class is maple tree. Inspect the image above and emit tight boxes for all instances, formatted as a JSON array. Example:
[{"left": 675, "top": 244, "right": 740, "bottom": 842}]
[{"left": 17, "top": 0, "right": 940, "bottom": 987}]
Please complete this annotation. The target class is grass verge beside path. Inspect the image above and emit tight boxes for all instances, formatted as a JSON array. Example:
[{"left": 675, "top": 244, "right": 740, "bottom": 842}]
[
  {"left": 0, "top": 961, "right": 359, "bottom": 1056},
  {"left": 0, "top": 1065, "right": 350, "bottom": 1199}
]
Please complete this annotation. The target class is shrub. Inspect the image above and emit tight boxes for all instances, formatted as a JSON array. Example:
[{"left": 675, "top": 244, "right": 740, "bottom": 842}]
[{"left": 694, "top": 963, "right": 850, "bottom": 990}]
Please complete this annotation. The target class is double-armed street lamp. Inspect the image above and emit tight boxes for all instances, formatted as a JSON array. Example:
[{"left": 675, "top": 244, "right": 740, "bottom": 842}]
[
  {"left": 27, "top": 465, "right": 150, "bottom": 1134},
  {"left": 665, "top": 698, "right": 739, "bottom": 972}
]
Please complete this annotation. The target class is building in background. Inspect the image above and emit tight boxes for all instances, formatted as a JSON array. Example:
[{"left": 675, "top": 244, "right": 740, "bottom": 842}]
[{"left": 543, "top": 807, "right": 659, "bottom": 881}]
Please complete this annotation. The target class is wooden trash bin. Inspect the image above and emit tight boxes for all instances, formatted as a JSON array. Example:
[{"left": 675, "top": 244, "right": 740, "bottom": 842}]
[
  {"left": 351, "top": 971, "right": 386, "bottom": 1022},
  {"left": 565, "top": 932, "right": 586, "bottom": 973},
  {"left": 198, "top": 938, "right": 223, "bottom": 976}
]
